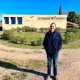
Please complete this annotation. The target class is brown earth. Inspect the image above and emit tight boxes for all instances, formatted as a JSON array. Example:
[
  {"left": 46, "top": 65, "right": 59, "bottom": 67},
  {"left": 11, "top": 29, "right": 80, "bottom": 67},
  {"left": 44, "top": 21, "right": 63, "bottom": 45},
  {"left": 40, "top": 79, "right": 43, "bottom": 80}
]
[{"left": 0, "top": 43, "right": 80, "bottom": 80}]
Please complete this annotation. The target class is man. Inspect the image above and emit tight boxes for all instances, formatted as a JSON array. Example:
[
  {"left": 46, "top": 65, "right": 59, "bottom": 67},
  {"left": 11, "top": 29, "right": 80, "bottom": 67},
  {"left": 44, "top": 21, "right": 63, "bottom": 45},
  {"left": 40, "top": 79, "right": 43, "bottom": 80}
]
[{"left": 43, "top": 23, "right": 62, "bottom": 80}]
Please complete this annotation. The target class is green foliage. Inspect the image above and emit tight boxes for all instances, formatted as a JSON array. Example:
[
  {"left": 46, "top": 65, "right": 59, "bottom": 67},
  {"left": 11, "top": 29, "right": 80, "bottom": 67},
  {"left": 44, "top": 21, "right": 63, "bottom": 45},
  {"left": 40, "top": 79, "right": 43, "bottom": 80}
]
[
  {"left": 23, "top": 26, "right": 37, "bottom": 32},
  {"left": 16, "top": 27, "right": 22, "bottom": 32},
  {"left": 10, "top": 34, "right": 26, "bottom": 44},
  {"left": 67, "top": 11, "right": 80, "bottom": 25},
  {"left": 39, "top": 27, "right": 49, "bottom": 32},
  {"left": 14, "top": 73, "right": 27, "bottom": 80},
  {"left": 3, "top": 75, "right": 13, "bottom": 80},
  {"left": 64, "top": 28, "right": 80, "bottom": 44},
  {"left": 31, "top": 40, "right": 35, "bottom": 46},
  {"left": 11, "top": 72, "right": 17, "bottom": 76},
  {"left": 64, "top": 32, "right": 76, "bottom": 43},
  {"left": 36, "top": 38, "right": 44, "bottom": 46},
  {"left": 1, "top": 30, "right": 26, "bottom": 44},
  {"left": 1, "top": 29, "right": 80, "bottom": 49},
  {"left": 59, "top": 5, "right": 62, "bottom": 15},
  {"left": 66, "top": 28, "right": 80, "bottom": 34},
  {"left": 39, "top": 27, "right": 44, "bottom": 32},
  {"left": 56, "top": 28, "right": 66, "bottom": 33},
  {"left": 2, "top": 30, "right": 14, "bottom": 40},
  {"left": 30, "top": 38, "right": 44, "bottom": 46}
]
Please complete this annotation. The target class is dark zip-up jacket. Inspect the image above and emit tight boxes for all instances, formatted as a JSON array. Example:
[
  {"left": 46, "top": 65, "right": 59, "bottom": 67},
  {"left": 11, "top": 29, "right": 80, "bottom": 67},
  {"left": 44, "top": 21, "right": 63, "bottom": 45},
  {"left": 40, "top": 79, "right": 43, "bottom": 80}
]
[{"left": 43, "top": 30, "right": 62, "bottom": 55}]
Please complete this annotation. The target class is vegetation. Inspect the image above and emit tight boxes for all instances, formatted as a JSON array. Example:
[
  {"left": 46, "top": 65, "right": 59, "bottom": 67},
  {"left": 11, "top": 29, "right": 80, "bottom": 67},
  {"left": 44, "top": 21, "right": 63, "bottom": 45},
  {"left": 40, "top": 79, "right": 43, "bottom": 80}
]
[
  {"left": 39, "top": 27, "right": 49, "bottom": 32},
  {"left": 3, "top": 72, "right": 27, "bottom": 80},
  {"left": 0, "top": 28, "right": 80, "bottom": 49},
  {"left": 3, "top": 75, "right": 13, "bottom": 80},
  {"left": 25, "top": 60, "right": 46, "bottom": 69},
  {"left": 59, "top": 5, "right": 62, "bottom": 15},
  {"left": 22, "top": 26, "right": 37, "bottom": 32},
  {"left": 56, "top": 28, "right": 66, "bottom": 33},
  {"left": 1, "top": 30, "right": 14, "bottom": 40},
  {"left": 35, "top": 37, "right": 44, "bottom": 46},
  {"left": 64, "top": 28, "right": 80, "bottom": 44},
  {"left": 14, "top": 72, "right": 27, "bottom": 80},
  {"left": 10, "top": 34, "right": 26, "bottom": 44},
  {"left": 67, "top": 11, "right": 80, "bottom": 26}
]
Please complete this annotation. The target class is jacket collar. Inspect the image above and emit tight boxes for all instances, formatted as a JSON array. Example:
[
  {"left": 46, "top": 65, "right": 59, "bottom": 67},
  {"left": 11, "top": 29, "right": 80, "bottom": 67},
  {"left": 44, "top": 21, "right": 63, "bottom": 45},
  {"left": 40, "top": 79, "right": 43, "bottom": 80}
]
[{"left": 48, "top": 30, "right": 56, "bottom": 34}]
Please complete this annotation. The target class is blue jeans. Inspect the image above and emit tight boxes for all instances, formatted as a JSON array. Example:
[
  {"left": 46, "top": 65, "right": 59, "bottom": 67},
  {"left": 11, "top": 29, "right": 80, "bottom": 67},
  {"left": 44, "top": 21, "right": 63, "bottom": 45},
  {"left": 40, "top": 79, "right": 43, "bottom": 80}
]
[{"left": 47, "top": 53, "right": 58, "bottom": 76}]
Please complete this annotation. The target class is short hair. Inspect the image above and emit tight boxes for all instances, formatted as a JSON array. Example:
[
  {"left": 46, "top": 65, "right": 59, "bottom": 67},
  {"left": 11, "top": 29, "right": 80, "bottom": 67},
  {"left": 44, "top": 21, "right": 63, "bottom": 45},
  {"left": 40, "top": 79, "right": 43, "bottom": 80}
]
[{"left": 50, "top": 23, "right": 56, "bottom": 28}]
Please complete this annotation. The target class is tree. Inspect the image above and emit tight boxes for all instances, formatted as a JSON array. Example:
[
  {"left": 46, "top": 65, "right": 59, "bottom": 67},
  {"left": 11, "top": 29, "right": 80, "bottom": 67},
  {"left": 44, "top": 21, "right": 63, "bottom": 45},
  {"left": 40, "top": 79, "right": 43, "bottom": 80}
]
[
  {"left": 59, "top": 5, "right": 62, "bottom": 15},
  {"left": 67, "top": 11, "right": 80, "bottom": 25}
]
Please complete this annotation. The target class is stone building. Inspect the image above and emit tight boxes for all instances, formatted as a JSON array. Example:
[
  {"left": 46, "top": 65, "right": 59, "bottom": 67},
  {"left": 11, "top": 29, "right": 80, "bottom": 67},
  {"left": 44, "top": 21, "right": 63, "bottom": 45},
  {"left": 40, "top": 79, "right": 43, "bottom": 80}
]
[{"left": 2, "top": 14, "right": 67, "bottom": 30}]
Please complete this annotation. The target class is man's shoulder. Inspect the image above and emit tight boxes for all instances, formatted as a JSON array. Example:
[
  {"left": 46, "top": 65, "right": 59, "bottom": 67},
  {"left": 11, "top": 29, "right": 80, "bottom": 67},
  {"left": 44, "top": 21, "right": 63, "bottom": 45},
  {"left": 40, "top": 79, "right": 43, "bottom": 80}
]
[
  {"left": 55, "top": 31, "right": 61, "bottom": 35},
  {"left": 45, "top": 31, "right": 50, "bottom": 36},
  {"left": 45, "top": 30, "right": 61, "bottom": 36}
]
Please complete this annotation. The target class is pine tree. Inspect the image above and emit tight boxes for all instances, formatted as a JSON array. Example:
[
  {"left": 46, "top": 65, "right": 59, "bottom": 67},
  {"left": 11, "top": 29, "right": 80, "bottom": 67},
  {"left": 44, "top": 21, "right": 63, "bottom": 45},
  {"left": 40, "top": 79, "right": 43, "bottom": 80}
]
[{"left": 59, "top": 5, "right": 62, "bottom": 15}]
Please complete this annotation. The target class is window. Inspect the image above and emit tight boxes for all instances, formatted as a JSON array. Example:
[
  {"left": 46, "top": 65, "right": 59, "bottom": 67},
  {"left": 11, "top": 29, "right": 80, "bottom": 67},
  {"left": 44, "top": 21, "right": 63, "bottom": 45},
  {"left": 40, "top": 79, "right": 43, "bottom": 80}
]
[
  {"left": 11, "top": 17, "right": 16, "bottom": 24},
  {"left": 4, "top": 17, "right": 9, "bottom": 24},
  {"left": 17, "top": 17, "right": 22, "bottom": 24}
]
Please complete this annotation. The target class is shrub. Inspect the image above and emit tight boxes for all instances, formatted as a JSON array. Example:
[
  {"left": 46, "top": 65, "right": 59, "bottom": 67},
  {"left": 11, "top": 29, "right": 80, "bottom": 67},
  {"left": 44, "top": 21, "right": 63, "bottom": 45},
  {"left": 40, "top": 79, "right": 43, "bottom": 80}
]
[
  {"left": 56, "top": 28, "right": 66, "bottom": 33},
  {"left": 64, "top": 32, "right": 76, "bottom": 43},
  {"left": 31, "top": 40, "right": 35, "bottom": 46},
  {"left": 66, "top": 28, "right": 80, "bottom": 33},
  {"left": 22, "top": 27, "right": 25, "bottom": 32},
  {"left": 35, "top": 38, "right": 43, "bottom": 46},
  {"left": 23, "top": 26, "right": 37, "bottom": 32},
  {"left": 10, "top": 34, "right": 26, "bottom": 44},
  {"left": 44, "top": 28, "right": 49, "bottom": 32},
  {"left": 39, "top": 27, "right": 49, "bottom": 32},
  {"left": 64, "top": 29, "right": 80, "bottom": 44},
  {"left": 2, "top": 30, "right": 14, "bottom": 40},
  {"left": 39, "top": 27, "right": 44, "bottom": 32},
  {"left": 30, "top": 38, "right": 44, "bottom": 46},
  {"left": 16, "top": 27, "right": 22, "bottom": 32}
]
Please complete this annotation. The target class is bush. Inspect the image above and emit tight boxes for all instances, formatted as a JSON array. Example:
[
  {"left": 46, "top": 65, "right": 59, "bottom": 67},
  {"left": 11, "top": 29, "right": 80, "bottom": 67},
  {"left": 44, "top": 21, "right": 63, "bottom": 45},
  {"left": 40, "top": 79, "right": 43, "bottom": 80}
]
[
  {"left": 64, "top": 29, "right": 80, "bottom": 44},
  {"left": 66, "top": 28, "right": 80, "bottom": 33},
  {"left": 56, "top": 28, "right": 66, "bottom": 33},
  {"left": 39, "top": 27, "right": 49, "bottom": 32},
  {"left": 35, "top": 38, "right": 43, "bottom": 46},
  {"left": 39, "top": 27, "right": 45, "bottom": 32},
  {"left": 31, "top": 40, "right": 35, "bottom": 46},
  {"left": 23, "top": 26, "right": 37, "bottom": 32},
  {"left": 64, "top": 32, "right": 76, "bottom": 43},
  {"left": 16, "top": 27, "right": 22, "bottom": 32},
  {"left": 2, "top": 30, "right": 14, "bottom": 40},
  {"left": 30, "top": 38, "right": 43, "bottom": 46},
  {"left": 10, "top": 34, "right": 26, "bottom": 44}
]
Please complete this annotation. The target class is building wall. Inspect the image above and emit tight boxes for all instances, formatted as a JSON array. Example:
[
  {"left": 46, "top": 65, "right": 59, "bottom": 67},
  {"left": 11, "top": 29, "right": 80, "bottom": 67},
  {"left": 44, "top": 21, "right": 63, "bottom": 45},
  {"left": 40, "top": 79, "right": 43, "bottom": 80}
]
[{"left": 2, "top": 14, "right": 67, "bottom": 30}]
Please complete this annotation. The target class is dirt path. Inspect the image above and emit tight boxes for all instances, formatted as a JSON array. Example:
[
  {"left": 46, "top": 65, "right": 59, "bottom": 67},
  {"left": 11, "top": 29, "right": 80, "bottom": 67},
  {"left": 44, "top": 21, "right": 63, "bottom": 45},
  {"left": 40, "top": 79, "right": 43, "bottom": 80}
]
[{"left": 0, "top": 43, "right": 80, "bottom": 80}]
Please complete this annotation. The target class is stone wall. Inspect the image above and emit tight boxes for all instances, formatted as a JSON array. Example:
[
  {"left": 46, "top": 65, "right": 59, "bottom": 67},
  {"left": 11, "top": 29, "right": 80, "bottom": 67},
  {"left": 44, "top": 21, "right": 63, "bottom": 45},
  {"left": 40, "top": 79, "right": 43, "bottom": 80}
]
[{"left": 2, "top": 15, "right": 67, "bottom": 30}]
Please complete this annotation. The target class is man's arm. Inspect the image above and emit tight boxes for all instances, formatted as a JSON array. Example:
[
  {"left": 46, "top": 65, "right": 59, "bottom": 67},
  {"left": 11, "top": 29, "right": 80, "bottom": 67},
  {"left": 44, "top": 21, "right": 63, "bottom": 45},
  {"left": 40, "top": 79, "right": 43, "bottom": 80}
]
[
  {"left": 57, "top": 33, "right": 62, "bottom": 52},
  {"left": 43, "top": 33, "right": 47, "bottom": 49}
]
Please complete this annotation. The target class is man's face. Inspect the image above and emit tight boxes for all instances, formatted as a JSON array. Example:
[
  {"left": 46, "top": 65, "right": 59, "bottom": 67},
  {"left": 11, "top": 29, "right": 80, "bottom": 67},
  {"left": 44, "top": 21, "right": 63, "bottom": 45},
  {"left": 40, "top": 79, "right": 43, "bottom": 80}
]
[{"left": 50, "top": 24, "right": 56, "bottom": 32}]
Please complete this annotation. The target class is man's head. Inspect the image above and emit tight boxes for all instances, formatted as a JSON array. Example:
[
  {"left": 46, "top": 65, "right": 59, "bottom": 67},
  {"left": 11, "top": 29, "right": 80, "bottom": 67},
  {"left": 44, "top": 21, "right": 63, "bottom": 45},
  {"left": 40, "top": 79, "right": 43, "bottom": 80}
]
[{"left": 50, "top": 23, "right": 56, "bottom": 32}]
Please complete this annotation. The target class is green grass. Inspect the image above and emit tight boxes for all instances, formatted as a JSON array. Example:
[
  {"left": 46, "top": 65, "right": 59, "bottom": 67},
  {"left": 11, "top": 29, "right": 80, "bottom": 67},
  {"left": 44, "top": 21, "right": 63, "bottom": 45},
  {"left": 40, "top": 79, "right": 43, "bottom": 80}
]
[
  {"left": 63, "top": 40, "right": 80, "bottom": 49},
  {"left": 25, "top": 60, "right": 47, "bottom": 69},
  {"left": 18, "top": 32, "right": 45, "bottom": 43},
  {"left": 0, "top": 31, "right": 80, "bottom": 49},
  {"left": 0, "top": 39, "right": 43, "bottom": 49},
  {"left": 0, "top": 32, "right": 45, "bottom": 49},
  {"left": 3, "top": 75, "right": 13, "bottom": 80},
  {"left": 13, "top": 72, "right": 27, "bottom": 80},
  {"left": 3, "top": 73, "right": 28, "bottom": 80}
]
